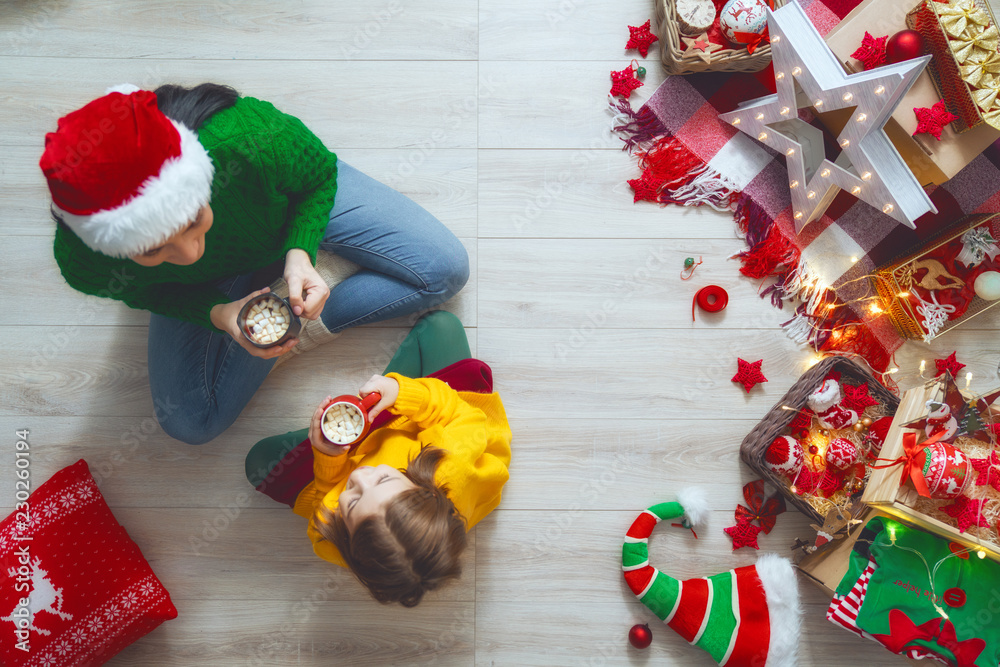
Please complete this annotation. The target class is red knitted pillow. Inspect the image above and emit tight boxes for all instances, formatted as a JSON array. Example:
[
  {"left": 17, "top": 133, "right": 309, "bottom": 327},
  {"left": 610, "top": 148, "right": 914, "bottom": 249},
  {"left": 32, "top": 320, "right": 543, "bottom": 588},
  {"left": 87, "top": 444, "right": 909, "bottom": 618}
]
[{"left": 0, "top": 459, "right": 177, "bottom": 666}]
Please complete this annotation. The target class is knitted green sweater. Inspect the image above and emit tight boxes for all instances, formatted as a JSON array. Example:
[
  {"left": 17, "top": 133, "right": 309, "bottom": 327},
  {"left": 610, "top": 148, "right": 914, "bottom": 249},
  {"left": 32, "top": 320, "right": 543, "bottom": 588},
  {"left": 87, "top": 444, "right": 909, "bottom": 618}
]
[{"left": 52, "top": 96, "right": 338, "bottom": 331}]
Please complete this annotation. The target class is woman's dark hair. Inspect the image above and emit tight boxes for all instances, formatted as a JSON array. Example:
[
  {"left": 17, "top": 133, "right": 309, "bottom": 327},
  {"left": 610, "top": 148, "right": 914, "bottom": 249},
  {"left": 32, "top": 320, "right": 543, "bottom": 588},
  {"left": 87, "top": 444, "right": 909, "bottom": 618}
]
[
  {"left": 316, "top": 446, "right": 467, "bottom": 608},
  {"left": 153, "top": 83, "right": 239, "bottom": 130}
]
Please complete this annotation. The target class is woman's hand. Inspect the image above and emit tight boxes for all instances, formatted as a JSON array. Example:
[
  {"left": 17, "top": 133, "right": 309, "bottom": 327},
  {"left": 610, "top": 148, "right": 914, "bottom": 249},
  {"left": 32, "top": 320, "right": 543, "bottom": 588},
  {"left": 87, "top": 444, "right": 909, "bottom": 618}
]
[
  {"left": 359, "top": 375, "right": 400, "bottom": 421},
  {"left": 284, "top": 248, "right": 330, "bottom": 320},
  {"left": 210, "top": 287, "right": 298, "bottom": 359},
  {"left": 308, "top": 396, "right": 351, "bottom": 456}
]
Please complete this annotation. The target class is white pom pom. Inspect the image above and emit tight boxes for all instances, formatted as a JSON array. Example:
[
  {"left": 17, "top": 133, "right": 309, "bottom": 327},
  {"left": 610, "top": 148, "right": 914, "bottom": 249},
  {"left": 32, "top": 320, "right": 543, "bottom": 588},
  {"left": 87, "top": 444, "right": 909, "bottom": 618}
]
[
  {"left": 676, "top": 487, "right": 710, "bottom": 528},
  {"left": 105, "top": 83, "right": 141, "bottom": 96}
]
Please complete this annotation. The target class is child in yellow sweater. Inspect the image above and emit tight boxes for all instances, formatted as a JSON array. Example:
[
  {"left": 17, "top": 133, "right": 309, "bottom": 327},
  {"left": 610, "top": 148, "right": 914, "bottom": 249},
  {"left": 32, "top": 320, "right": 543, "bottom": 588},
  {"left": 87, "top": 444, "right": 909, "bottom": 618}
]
[{"left": 245, "top": 311, "right": 512, "bottom": 607}]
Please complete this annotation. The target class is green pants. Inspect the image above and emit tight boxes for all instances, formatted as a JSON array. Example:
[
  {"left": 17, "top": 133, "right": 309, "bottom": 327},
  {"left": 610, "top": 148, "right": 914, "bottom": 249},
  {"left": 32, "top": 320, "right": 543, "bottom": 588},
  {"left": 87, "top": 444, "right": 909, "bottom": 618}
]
[{"left": 244, "top": 311, "right": 470, "bottom": 486}]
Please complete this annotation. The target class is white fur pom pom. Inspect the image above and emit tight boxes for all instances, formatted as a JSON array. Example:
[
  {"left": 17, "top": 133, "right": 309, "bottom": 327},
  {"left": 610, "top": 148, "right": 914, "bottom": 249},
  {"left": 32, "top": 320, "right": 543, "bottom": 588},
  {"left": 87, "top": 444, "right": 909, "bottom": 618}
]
[
  {"left": 105, "top": 83, "right": 141, "bottom": 96},
  {"left": 676, "top": 487, "right": 710, "bottom": 528}
]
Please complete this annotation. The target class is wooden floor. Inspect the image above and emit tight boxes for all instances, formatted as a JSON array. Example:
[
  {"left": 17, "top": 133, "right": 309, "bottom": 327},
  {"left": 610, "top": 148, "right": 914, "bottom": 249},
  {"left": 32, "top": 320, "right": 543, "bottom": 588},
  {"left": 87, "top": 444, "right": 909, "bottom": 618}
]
[{"left": 3, "top": 2, "right": 998, "bottom": 665}]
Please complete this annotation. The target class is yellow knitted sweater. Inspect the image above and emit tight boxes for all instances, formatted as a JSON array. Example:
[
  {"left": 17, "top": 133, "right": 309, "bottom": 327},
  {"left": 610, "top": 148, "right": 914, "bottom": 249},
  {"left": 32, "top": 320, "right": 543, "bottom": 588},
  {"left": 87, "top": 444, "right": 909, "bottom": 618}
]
[{"left": 293, "top": 373, "right": 512, "bottom": 567}]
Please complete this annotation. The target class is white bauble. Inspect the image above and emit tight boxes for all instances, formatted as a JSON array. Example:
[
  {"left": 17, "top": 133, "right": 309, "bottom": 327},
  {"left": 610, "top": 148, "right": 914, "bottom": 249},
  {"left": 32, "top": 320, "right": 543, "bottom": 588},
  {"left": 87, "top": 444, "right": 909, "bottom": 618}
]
[
  {"left": 975, "top": 271, "right": 1000, "bottom": 301},
  {"left": 719, "top": 0, "right": 770, "bottom": 46}
]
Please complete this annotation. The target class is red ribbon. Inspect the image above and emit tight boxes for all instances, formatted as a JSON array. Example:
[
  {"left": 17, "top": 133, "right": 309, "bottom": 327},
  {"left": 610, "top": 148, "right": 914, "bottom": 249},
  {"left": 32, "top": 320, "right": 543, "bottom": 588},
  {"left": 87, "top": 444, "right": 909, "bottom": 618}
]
[
  {"left": 733, "top": 26, "right": 771, "bottom": 55},
  {"left": 872, "top": 430, "right": 946, "bottom": 498},
  {"left": 871, "top": 609, "right": 985, "bottom": 666}
]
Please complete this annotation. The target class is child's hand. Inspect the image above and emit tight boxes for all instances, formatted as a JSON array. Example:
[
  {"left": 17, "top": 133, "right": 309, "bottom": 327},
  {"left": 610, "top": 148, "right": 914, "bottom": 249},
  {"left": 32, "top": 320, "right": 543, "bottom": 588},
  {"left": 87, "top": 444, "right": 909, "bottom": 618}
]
[
  {"left": 308, "top": 396, "right": 350, "bottom": 456},
  {"left": 359, "top": 375, "right": 400, "bottom": 421}
]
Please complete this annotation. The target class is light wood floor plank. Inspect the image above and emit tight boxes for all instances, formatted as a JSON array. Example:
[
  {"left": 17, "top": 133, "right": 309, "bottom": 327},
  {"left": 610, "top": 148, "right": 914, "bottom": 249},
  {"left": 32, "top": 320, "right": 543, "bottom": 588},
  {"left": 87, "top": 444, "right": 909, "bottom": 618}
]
[
  {"left": 1, "top": 0, "right": 478, "bottom": 61},
  {"left": 477, "top": 149, "right": 727, "bottom": 239},
  {"left": 0, "top": 59, "right": 479, "bottom": 149},
  {"left": 480, "top": 0, "right": 660, "bottom": 61},
  {"left": 478, "top": 61, "right": 666, "bottom": 149}
]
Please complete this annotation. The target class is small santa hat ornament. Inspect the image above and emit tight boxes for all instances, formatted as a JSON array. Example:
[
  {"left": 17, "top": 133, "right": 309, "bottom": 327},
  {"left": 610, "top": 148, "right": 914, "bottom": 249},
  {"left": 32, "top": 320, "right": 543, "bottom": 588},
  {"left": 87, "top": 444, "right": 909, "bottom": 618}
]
[
  {"left": 622, "top": 489, "right": 801, "bottom": 666},
  {"left": 39, "top": 84, "right": 215, "bottom": 258}
]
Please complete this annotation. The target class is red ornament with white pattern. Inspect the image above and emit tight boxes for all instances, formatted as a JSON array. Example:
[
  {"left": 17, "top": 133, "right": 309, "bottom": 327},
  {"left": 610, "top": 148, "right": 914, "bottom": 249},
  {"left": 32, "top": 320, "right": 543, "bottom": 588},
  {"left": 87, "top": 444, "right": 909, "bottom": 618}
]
[
  {"left": 825, "top": 438, "right": 860, "bottom": 470},
  {"left": 765, "top": 435, "right": 805, "bottom": 478},
  {"left": 915, "top": 442, "right": 971, "bottom": 499},
  {"left": 719, "top": 0, "right": 770, "bottom": 47}
]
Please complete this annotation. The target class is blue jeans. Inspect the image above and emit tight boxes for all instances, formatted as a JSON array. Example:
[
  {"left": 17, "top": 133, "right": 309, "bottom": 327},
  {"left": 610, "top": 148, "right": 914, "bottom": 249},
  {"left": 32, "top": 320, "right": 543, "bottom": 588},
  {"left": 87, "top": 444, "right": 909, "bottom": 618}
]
[{"left": 147, "top": 162, "right": 469, "bottom": 445}]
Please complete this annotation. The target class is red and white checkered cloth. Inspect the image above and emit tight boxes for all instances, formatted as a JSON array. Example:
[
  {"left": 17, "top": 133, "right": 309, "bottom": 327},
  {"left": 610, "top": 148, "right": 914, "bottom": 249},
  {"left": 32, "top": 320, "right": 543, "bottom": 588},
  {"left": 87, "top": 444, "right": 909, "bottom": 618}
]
[{"left": 613, "top": 0, "right": 1000, "bottom": 372}]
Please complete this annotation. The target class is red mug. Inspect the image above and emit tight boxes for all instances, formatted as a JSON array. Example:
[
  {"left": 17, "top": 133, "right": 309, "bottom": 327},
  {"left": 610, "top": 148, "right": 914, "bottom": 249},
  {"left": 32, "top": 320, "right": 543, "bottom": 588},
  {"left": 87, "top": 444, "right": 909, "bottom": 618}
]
[{"left": 320, "top": 392, "right": 382, "bottom": 447}]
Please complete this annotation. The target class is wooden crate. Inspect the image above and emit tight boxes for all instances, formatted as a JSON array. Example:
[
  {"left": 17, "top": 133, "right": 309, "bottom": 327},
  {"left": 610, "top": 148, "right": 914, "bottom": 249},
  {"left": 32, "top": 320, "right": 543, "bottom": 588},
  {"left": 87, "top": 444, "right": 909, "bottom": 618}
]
[{"left": 862, "top": 380, "right": 1000, "bottom": 563}]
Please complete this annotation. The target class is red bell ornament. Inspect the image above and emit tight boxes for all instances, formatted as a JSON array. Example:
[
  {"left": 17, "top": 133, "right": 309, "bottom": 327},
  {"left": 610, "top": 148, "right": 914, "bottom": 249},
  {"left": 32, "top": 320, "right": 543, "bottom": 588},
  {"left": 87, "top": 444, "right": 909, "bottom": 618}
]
[{"left": 886, "top": 30, "right": 924, "bottom": 64}]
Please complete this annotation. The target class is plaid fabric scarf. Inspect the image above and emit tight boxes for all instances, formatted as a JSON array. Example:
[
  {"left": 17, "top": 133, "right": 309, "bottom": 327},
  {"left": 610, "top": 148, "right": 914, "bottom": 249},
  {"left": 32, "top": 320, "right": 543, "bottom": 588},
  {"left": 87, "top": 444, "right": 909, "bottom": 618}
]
[{"left": 612, "top": 0, "right": 1000, "bottom": 372}]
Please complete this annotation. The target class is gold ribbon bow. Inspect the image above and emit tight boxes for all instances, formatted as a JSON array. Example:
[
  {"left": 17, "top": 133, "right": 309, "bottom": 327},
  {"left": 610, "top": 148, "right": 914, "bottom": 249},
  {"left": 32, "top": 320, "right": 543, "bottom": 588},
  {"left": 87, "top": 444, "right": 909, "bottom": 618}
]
[
  {"left": 960, "top": 51, "right": 1000, "bottom": 86},
  {"left": 981, "top": 105, "right": 1000, "bottom": 129},
  {"left": 973, "top": 78, "right": 1000, "bottom": 111},
  {"left": 933, "top": 0, "right": 992, "bottom": 39},
  {"left": 951, "top": 23, "right": 1000, "bottom": 63}
]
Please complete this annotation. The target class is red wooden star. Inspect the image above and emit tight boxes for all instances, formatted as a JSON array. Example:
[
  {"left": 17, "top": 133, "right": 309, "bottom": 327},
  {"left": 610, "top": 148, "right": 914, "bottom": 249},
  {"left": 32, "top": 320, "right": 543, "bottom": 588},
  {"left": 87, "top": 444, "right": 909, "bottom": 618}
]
[
  {"left": 971, "top": 451, "right": 1000, "bottom": 493},
  {"left": 724, "top": 518, "right": 763, "bottom": 550},
  {"left": 626, "top": 19, "right": 659, "bottom": 58},
  {"left": 841, "top": 383, "right": 880, "bottom": 412},
  {"left": 851, "top": 31, "right": 888, "bottom": 71},
  {"left": 732, "top": 358, "right": 767, "bottom": 393},
  {"left": 941, "top": 495, "right": 991, "bottom": 533},
  {"left": 627, "top": 170, "right": 660, "bottom": 203},
  {"left": 935, "top": 351, "right": 965, "bottom": 378},
  {"left": 913, "top": 100, "right": 958, "bottom": 141},
  {"left": 610, "top": 65, "right": 643, "bottom": 98}
]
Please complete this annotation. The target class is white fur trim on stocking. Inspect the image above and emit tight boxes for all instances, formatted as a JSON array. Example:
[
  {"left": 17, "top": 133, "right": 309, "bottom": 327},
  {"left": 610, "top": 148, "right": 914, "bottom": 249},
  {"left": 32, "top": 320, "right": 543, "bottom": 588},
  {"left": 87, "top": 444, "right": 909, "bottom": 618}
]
[{"left": 755, "top": 553, "right": 802, "bottom": 667}]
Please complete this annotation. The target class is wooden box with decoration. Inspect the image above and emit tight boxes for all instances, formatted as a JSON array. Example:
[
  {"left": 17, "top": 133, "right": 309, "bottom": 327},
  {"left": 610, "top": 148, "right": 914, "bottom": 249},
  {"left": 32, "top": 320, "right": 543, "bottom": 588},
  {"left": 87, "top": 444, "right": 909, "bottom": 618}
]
[
  {"left": 740, "top": 356, "right": 900, "bottom": 524},
  {"left": 907, "top": 0, "right": 1000, "bottom": 134},
  {"left": 871, "top": 213, "right": 1000, "bottom": 342},
  {"left": 862, "top": 374, "right": 1000, "bottom": 562},
  {"left": 655, "top": 0, "right": 786, "bottom": 75}
]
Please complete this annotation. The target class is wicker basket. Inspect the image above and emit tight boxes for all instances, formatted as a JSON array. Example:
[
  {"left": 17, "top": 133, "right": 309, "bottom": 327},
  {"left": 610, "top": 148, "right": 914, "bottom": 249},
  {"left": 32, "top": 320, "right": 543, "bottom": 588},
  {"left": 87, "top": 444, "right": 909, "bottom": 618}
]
[
  {"left": 656, "top": 0, "right": 786, "bottom": 75},
  {"left": 739, "top": 356, "right": 900, "bottom": 523}
]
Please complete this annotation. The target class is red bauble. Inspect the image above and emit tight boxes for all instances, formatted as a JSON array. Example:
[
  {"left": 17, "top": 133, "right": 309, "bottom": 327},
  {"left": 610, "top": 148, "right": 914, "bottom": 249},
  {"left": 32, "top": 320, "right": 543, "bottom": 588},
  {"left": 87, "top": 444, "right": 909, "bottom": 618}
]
[
  {"left": 886, "top": 30, "right": 924, "bottom": 64},
  {"left": 629, "top": 623, "right": 653, "bottom": 649}
]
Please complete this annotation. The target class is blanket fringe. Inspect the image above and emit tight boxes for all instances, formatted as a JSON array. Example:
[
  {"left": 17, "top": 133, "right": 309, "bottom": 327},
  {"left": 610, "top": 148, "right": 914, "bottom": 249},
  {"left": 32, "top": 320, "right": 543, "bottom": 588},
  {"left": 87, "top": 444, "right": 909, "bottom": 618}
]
[
  {"left": 633, "top": 135, "right": 742, "bottom": 210},
  {"left": 609, "top": 97, "right": 668, "bottom": 154}
]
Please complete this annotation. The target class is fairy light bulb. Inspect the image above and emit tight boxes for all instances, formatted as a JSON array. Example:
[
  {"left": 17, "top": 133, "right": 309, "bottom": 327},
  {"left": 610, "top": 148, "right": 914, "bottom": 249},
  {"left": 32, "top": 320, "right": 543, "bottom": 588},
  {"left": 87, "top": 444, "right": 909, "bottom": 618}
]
[
  {"left": 870, "top": 303, "right": 883, "bottom": 314},
  {"left": 794, "top": 211, "right": 803, "bottom": 220},
  {"left": 776, "top": 71, "right": 785, "bottom": 80},
  {"left": 732, "top": 117, "right": 741, "bottom": 126},
  {"left": 966, "top": 372, "right": 973, "bottom": 390},
  {"left": 851, "top": 186, "right": 861, "bottom": 195},
  {"left": 862, "top": 171, "right": 872, "bottom": 181},
  {"left": 897, "top": 291, "right": 910, "bottom": 298},
  {"left": 875, "top": 85, "right": 885, "bottom": 95},
  {"left": 850, "top": 256, "right": 859, "bottom": 263},
  {"left": 807, "top": 190, "right": 816, "bottom": 199},
  {"left": 786, "top": 148, "right": 795, "bottom": 156},
  {"left": 882, "top": 203, "right": 894, "bottom": 214},
  {"left": 840, "top": 139, "right": 850, "bottom": 148},
  {"left": 979, "top": 550, "right": 987, "bottom": 559},
  {"left": 771, "top": 35, "right": 781, "bottom": 44},
  {"left": 857, "top": 113, "right": 867, "bottom": 122},
  {"left": 789, "top": 180, "right": 799, "bottom": 188},
  {"left": 843, "top": 92, "right": 854, "bottom": 102},
  {"left": 780, "top": 106, "right": 790, "bottom": 115},
  {"left": 792, "top": 66, "right": 801, "bottom": 76},
  {"left": 756, "top": 112, "right": 765, "bottom": 120},
  {"left": 820, "top": 168, "right": 830, "bottom": 178},
  {"left": 814, "top": 99, "right": 824, "bottom": 108},
  {"left": 919, "top": 359, "right": 926, "bottom": 374},
  {"left": 758, "top": 131, "right": 768, "bottom": 141}
]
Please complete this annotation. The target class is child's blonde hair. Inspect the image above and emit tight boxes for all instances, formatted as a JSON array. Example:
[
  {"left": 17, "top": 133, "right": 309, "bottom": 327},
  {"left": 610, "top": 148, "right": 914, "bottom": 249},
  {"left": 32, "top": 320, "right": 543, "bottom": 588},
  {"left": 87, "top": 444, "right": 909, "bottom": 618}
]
[{"left": 316, "top": 446, "right": 467, "bottom": 607}]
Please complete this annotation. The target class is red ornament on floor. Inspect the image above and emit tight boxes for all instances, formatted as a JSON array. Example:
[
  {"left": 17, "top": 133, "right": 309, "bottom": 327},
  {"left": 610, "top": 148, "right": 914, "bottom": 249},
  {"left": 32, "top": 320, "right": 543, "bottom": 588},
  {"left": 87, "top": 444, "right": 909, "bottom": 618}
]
[
  {"left": 886, "top": 29, "right": 924, "bottom": 64},
  {"left": 626, "top": 20, "right": 659, "bottom": 58},
  {"left": 628, "top": 623, "right": 653, "bottom": 649},
  {"left": 850, "top": 31, "right": 887, "bottom": 71},
  {"left": 913, "top": 100, "right": 958, "bottom": 141},
  {"left": 627, "top": 170, "right": 660, "bottom": 203},
  {"left": 724, "top": 518, "right": 763, "bottom": 550},
  {"left": 610, "top": 65, "right": 643, "bottom": 98},
  {"left": 732, "top": 358, "right": 767, "bottom": 393}
]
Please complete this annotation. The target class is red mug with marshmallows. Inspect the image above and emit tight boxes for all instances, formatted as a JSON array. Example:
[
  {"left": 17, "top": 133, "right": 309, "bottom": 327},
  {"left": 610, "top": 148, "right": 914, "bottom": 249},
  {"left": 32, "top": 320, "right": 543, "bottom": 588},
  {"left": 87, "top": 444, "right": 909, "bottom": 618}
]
[{"left": 320, "top": 392, "right": 382, "bottom": 447}]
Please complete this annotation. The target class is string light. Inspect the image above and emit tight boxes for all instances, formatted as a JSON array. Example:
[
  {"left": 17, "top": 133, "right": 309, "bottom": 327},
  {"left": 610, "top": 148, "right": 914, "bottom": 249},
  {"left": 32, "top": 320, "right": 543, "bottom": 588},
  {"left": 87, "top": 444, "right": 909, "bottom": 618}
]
[
  {"left": 856, "top": 113, "right": 867, "bottom": 122},
  {"left": 786, "top": 148, "right": 796, "bottom": 156},
  {"left": 771, "top": 35, "right": 781, "bottom": 44},
  {"left": 843, "top": 92, "right": 854, "bottom": 102},
  {"left": 792, "top": 66, "right": 802, "bottom": 76},
  {"left": 814, "top": 99, "right": 824, "bottom": 108},
  {"left": 875, "top": 85, "right": 885, "bottom": 95},
  {"left": 732, "top": 117, "right": 741, "bottom": 125},
  {"left": 966, "top": 371, "right": 973, "bottom": 391},
  {"left": 758, "top": 131, "right": 768, "bottom": 141},
  {"left": 789, "top": 180, "right": 799, "bottom": 188},
  {"left": 794, "top": 211, "right": 803, "bottom": 220},
  {"left": 781, "top": 106, "right": 790, "bottom": 115},
  {"left": 840, "top": 139, "right": 850, "bottom": 148},
  {"left": 897, "top": 291, "right": 909, "bottom": 298},
  {"left": 979, "top": 550, "right": 987, "bottom": 559},
  {"left": 850, "top": 256, "right": 859, "bottom": 263},
  {"left": 851, "top": 186, "right": 861, "bottom": 195},
  {"left": 883, "top": 203, "right": 894, "bottom": 214},
  {"left": 776, "top": 71, "right": 785, "bottom": 80},
  {"left": 807, "top": 190, "right": 816, "bottom": 199},
  {"left": 820, "top": 168, "right": 831, "bottom": 178},
  {"left": 862, "top": 171, "right": 872, "bottom": 180},
  {"left": 869, "top": 303, "right": 883, "bottom": 314},
  {"left": 756, "top": 112, "right": 765, "bottom": 120}
]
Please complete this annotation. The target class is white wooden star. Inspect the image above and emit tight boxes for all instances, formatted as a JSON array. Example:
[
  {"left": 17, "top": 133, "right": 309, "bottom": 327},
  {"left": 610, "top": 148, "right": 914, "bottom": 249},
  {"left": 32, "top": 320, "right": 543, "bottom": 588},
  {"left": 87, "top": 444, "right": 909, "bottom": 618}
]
[{"left": 718, "top": 2, "right": 938, "bottom": 232}]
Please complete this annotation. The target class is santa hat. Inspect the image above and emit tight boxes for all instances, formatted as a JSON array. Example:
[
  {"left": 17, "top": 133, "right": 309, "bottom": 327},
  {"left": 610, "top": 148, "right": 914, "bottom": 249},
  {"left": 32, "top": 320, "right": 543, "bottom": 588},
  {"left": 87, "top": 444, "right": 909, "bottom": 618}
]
[
  {"left": 39, "top": 84, "right": 215, "bottom": 258},
  {"left": 806, "top": 376, "right": 842, "bottom": 414},
  {"left": 622, "top": 489, "right": 801, "bottom": 666}
]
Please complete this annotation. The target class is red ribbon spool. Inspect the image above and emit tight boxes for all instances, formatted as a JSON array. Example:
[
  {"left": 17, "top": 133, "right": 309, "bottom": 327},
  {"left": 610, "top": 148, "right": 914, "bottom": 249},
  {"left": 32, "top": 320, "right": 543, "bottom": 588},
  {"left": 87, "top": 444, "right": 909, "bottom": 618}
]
[{"left": 692, "top": 285, "right": 729, "bottom": 321}]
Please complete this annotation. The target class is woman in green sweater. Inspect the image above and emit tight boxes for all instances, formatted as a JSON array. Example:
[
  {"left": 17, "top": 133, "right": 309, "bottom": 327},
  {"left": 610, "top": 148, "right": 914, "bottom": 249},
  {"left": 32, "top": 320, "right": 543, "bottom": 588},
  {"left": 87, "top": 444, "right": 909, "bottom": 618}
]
[{"left": 41, "top": 84, "right": 469, "bottom": 444}]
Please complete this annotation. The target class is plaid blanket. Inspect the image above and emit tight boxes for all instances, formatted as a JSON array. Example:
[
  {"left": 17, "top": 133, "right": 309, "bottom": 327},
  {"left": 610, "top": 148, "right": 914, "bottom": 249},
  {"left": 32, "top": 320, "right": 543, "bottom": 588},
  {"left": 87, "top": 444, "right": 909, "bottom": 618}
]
[{"left": 613, "top": 0, "right": 1000, "bottom": 372}]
